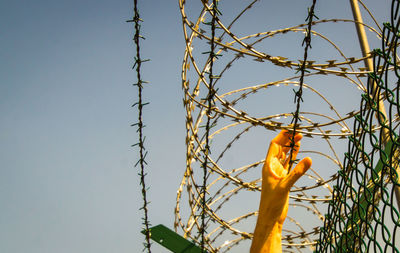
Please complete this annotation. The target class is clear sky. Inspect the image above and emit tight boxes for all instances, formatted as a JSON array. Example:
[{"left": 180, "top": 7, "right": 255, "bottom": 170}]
[{"left": 0, "top": 0, "right": 391, "bottom": 252}]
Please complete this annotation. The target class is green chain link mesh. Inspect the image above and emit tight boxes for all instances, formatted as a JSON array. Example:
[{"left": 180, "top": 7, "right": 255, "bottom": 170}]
[{"left": 316, "top": 1, "right": 400, "bottom": 252}]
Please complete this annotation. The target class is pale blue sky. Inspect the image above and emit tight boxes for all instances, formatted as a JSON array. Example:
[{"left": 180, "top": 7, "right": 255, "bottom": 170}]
[
  {"left": 0, "top": 0, "right": 391, "bottom": 252},
  {"left": 0, "top": 1, "right": 185, "bottom": 252}
]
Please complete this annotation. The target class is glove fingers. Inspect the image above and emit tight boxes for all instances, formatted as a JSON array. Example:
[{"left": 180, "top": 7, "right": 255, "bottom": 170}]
[{"left": 281, "top": 157, "right": 312, "bottom": 190}]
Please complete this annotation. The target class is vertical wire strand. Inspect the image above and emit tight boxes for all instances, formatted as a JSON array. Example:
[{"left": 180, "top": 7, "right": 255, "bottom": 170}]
[
  {"left": 130, "top": 0, "right": 151, "bottom": 251},
  {"left": 288, "top": 0, "right": 318, "bottom": 171},
  {"left": 201, "top": 0, "right": 219, "bottom": 251}
]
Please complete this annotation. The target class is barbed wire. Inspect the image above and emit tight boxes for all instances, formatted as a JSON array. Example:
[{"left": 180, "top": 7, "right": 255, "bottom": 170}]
[
  {"left": 288, "top": 0, "right": 318, "bottom": 171},
  {"left": 200, "top": 0, "right": 220, "bottom": 251},
  {"left": 127, "top": 0, "right": 151, "bottom": 251}
]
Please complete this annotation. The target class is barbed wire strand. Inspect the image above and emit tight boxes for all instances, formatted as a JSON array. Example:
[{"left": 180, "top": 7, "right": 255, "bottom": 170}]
[
  {"left": 200, "top": 0, "right": 220, "bottom": 251},
  {"left": 288, "top": 0, "right": 318, "bottom": 171},
  {"left": 127, "top": 0, "right": 152, "bottom": 251}
]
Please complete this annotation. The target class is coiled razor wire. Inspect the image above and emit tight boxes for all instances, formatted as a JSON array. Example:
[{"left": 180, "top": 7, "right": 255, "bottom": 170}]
[
  {"left": 175, "top": 0, "right": 400, "bottom": 252},
  {"left": 316, "top": 1, "right": 400, "bottom": 252}
]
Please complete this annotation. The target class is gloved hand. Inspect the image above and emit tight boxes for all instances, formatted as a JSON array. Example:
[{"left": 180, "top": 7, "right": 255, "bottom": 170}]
[{"left": 250, "top": 130, "right": 312, "bottom": 253}]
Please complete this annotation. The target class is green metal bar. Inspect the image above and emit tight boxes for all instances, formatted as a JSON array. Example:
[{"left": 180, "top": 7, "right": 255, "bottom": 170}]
[{"left": 141, "top": 224, "right": 203, "bottom": 253}]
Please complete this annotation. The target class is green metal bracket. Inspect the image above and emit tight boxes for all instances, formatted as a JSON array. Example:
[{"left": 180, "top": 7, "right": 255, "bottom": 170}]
[{"left": 141, "top": 224, "right": 203, "bottom": 252}]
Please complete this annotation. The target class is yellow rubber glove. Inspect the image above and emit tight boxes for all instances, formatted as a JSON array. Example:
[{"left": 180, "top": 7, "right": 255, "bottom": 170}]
[{"left": 250, "top": 130, "right": 312, "bottom": 253}]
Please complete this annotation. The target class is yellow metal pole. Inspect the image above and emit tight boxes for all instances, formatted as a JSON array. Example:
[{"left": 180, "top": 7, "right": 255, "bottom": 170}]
[{"left": 349, "top": 0, "right": 374, "bottom": 70}]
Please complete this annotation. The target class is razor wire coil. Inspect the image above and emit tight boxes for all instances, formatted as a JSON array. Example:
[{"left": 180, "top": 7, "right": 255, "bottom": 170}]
[{"left": 175, "top": 0, "right": 400, "bottom": 252}]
